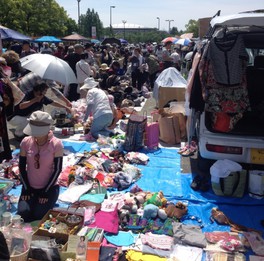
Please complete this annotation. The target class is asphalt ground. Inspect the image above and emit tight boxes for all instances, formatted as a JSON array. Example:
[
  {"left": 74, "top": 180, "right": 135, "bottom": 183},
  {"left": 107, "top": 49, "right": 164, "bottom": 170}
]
[{"left": 7, "top": 90, "right": 201, "bottom": 177}]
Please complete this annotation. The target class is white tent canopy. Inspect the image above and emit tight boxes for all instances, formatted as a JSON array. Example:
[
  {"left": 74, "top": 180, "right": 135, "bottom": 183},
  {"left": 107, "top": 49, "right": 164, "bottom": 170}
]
[{"left": 153, "top": 67, "right": 187, "bottom": 102}]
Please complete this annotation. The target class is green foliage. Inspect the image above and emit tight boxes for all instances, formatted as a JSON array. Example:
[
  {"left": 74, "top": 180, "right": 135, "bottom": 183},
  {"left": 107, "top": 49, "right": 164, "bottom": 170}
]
[
  {"left": 185, "top": 19, "right": 199, "bottom": 37},
  {"left": 113, "top": 30, "right": 170, "bottom": 44},
  {"left": 79, "top": 8, "right": 104, "bottom": 39},
  {"left": 0, "top": 0, "right": 77, "bottom": 37},
  {"left": 171, "top": 27, "right": 184, "bottom": 36},
  {"left": 0, "top": 0, "right": 199, "bottom": 41}
]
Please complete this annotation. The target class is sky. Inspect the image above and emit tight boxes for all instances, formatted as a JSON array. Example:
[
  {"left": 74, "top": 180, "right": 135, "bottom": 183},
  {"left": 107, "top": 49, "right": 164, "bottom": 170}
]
[{"left": 56, "top": 0, "right": 263, "bottom": 32}]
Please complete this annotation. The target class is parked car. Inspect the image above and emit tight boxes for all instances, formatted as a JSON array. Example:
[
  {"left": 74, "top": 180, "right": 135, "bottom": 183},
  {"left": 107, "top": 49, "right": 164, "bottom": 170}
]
[{"left": 190, "top": 11, "right": 264, "bottom": 171}]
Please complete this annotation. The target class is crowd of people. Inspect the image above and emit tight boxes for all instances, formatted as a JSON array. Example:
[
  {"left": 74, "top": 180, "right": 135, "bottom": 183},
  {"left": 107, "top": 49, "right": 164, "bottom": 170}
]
[
  {"left": 0, "top": 39, "right": 194, "bottom": 235},
  {"left": 1, "top": 40, "right": 194, "bottom": 137}
]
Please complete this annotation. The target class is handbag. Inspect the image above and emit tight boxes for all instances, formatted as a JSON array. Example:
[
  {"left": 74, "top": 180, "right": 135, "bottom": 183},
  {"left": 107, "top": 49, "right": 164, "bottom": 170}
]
[{"left": 123, "top": 112, "right": 147, "bottom": 152}]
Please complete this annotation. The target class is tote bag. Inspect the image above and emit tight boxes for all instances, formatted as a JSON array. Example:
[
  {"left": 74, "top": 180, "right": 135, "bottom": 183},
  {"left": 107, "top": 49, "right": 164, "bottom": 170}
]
[
  {"left": 211, "top": 170, "right": 247, "bottom": 198},
  {"left": 123, "top": 113, "right": 147, "bottom": 152}
]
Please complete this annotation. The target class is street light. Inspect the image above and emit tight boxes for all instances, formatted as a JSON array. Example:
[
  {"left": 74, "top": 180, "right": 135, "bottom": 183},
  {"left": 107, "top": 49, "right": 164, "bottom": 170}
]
[
  {"left": 110, "top": 6, "right": 115, "bottom": 36},
  {"left": 77, "top": 0, "right": 81, "bottom": 30},
  {"left": 157, "top": 17, "right": 160, "bottom": 30},
  {"left": 122, "top": 20, "right": 127, "bottom": 39},
  {"left": 165, "top": 19, "right": 174, "bottom": 33}
]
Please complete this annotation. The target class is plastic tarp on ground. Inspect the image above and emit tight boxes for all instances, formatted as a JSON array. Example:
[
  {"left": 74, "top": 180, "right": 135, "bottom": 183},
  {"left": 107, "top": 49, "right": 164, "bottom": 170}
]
[
  {"left": 153, "top": 67, "right": 187, "bottom": 103},
  {"left": 9, "top": 140, "right": 264, "bottom": 234}
]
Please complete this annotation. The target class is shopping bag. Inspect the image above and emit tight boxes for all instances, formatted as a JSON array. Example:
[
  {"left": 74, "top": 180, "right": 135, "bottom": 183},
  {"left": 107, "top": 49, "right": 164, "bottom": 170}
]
[
  {"left": 248, "top": 170, "right": 264, "bottom": 199},
  {"left": 159, "top": 115, "right": 181, "bottom": 145},
  {"left": 123, "top": 113, "right": 147, "bottom": 152},
  {"left": 211, "top": 170, "right": 247, "bottom": 198}
]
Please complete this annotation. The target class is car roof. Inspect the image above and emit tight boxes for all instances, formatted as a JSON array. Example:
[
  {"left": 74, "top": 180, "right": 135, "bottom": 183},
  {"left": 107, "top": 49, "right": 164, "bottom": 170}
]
[{"left": 210, "top": 13, "right": 264, "bottom": 28}]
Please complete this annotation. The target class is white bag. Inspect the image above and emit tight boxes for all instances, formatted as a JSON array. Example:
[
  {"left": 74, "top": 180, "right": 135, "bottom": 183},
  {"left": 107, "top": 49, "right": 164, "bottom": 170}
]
[{"left": 248, "top": 170, "right": 264, "bottom": 199}]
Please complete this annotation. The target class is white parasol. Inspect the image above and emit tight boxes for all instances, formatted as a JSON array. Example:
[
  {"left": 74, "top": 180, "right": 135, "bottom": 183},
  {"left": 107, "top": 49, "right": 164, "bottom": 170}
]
[{"left": 20, "top": 53, "right": 77, "bottom": 86}]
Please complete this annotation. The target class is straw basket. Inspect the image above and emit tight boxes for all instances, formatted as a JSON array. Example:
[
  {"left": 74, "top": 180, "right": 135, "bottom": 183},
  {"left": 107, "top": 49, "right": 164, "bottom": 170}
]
[{"left": 10, "top": 249, "right": 29, "bottom": 261}]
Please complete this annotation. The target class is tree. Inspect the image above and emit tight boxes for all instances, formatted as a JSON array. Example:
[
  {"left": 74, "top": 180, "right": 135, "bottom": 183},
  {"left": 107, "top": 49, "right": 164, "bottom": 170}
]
[
  {"left": 0, "top": 0, "right": 77, "bottom": 37},
  {"left": 185, "top": 19, "right": 199, "bottom": 38},
  {"left": 79, "top": 8, "right": 104, "bottom": 39}
]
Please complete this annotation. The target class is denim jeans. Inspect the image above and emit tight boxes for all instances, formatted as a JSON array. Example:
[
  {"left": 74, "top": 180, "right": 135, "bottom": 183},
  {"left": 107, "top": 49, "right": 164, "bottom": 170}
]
[
  {"left": 90, "top": 113, "right": 113, "bottom": 138},
  {"left": 17, "top": 185, "right": 60, "bottom": 222}
]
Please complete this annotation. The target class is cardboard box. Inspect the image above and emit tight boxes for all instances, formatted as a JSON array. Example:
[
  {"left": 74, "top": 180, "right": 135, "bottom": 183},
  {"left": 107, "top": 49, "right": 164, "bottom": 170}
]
[
  {"left": 157, "top": 87, "right": 186, "bottom": 108},
  {"left": 35, "top": 210, "right": 83, "bottom": 243}
]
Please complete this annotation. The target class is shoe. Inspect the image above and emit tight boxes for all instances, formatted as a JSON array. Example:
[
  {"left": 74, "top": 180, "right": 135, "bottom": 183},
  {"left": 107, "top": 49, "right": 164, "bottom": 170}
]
[
  {"left": 181, "top": 148, "right": 195, "bottom": 157},
  {"left": 178, "top": 145, "right": 189, "bottom": 154},
  {"left": 191, "top": 176, "right": 202, "bottom": 191}
]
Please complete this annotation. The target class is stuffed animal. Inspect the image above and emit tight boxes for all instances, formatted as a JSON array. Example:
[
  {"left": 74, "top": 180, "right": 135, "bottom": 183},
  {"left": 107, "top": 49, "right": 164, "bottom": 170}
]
[
  {"left": 123, "top": 193, "right": 138, "bottom": 214},
  {"left": 143, "top": 204, "right": 159, "bottom": 219},
  {"left": 157, "top": 208, "right": 167, "bottom": 220},
  {"left": 165, "top": 202, "right": 188, "bottom": 220},
  {"left": 111, "top": 138, "right": 124, "bottom": 151},
  {"left": 144, "top": 191, "right": 167, "bottom": 207}
]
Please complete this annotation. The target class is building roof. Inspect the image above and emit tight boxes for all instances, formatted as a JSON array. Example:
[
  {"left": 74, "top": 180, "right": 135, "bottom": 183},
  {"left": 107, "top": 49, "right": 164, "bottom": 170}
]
[{"left": 112, "top": 23, "right": 145, "bottom": 29}]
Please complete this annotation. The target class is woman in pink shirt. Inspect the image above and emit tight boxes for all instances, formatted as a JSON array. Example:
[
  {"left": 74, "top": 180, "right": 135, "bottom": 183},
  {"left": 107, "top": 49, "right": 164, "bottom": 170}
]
[{"left": 17, "top": 111, "right": 63, "bottom": 222}]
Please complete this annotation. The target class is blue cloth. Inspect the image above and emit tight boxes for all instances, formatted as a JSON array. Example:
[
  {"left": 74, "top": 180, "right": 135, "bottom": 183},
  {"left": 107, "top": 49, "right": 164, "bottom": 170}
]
[{"left": 104, "top": 231, "right": 138, "bottom": 246}]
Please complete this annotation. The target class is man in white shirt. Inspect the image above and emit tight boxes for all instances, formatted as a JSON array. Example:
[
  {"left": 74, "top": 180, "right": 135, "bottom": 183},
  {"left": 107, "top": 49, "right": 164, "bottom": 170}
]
[{"left": 76, "top": 53, "right": 93, "bottom": 91}]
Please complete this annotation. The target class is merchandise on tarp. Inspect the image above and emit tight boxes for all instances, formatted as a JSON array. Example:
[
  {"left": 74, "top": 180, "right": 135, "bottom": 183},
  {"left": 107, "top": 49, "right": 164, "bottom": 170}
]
[
  {"left": 153, "top": 67, "right": 187, "bottom": 108},
  {"left": 6, "top": 140, "right": 264, "bottom": 244}
]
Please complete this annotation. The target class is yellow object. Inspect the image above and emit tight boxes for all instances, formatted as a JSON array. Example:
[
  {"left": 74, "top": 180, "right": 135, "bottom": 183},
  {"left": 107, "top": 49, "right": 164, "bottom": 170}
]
[{"left": 126, "top": 250, "right": 167, "bottom": 261}]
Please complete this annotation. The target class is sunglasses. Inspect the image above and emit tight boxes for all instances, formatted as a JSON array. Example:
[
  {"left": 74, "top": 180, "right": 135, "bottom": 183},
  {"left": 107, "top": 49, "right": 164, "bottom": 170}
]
[{"left": 34, "top": 153, "right": 40, "bottom": 169}]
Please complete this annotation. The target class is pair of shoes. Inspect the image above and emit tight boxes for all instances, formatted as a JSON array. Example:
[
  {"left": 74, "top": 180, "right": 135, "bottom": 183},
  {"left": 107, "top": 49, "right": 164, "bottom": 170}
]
[
  {"left": 181, "top": 147, "right": 196, "bottom": 157},
  {"left": 178, "top": 141, "right": 197, "bottom": 156},
  {"left": 178, "top": 144, "right": 189, "bottom": 154},
  {"left": 191, "top": 176, "right": 210, "bottom": 191}
]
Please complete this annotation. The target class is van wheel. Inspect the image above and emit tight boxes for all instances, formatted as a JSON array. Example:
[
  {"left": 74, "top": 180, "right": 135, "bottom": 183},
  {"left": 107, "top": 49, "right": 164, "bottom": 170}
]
[{"left": 197, "top": 151, "right": 215, "bottom": 173}]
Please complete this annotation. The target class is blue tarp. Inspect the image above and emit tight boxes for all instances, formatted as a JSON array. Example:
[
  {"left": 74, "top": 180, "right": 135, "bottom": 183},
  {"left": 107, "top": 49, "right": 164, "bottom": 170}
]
[{"left": 9, "top": 140, "right": 264, "bottom": 234}]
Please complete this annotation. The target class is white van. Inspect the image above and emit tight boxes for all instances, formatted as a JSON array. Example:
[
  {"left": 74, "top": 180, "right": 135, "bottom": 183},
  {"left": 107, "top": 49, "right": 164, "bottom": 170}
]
[{"left": 190, "top": 12, "right": 264, "bottom": 171}]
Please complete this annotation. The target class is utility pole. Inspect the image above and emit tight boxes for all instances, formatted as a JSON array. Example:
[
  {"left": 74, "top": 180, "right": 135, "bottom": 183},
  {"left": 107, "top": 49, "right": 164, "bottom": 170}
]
[{"left": 165, "top": 19, "right": 174, "bottom": 33}]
